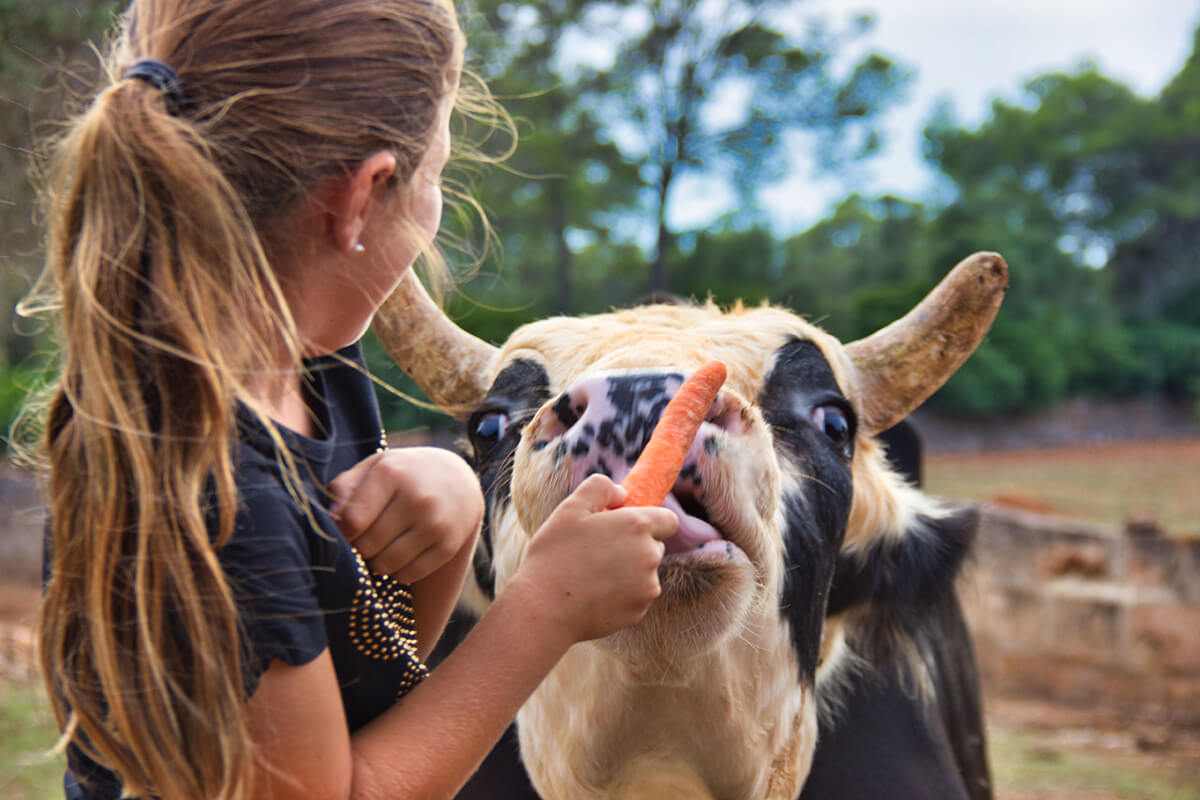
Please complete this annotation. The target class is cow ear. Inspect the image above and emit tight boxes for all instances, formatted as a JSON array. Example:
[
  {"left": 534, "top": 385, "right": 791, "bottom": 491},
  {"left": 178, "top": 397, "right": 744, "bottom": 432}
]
[{"left": 826, "top": 505, "right": 979, "bottom": 619}]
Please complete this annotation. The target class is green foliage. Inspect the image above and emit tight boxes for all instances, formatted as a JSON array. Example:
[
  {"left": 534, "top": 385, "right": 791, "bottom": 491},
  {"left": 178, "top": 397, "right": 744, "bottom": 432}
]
[
  {"left": 934, "top": 339, "right": 1028, "bottom": 416},
  {"left": 773, "top": 194, "right": 933, "bottom": 341},
  {"left": 847, "top": 278, "right": 928, "bottom": 340},
  {"left": 0, "top": 363, "right": 48, "bottom": 455},
  {"left": 0, "top": 0, "right": 119, "bottom": 78},
  {"left": 1126, "top": 321, "right": 1200, "bottom": 397},
  {"left": 908, "top": 46, "right": 1200, "bottom": 414},
  {"left": 595, "top": 1, "right": 909, "bottom": 291},
  {"left": 670, "top": 225, "right": 778, "bottom": 307},
  {"left": 453, "top": 0, "right": 644, "bottom": 316}
]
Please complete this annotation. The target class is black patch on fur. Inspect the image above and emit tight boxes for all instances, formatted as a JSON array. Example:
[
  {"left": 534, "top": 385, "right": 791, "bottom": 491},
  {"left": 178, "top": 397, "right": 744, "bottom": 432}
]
[
  {"left": 800, "top": 641, "right": 979, "bottom": 800},
  {"left": 465, "top": 359, "right": 551, "bottom": 599},
  {"left": 759, "top": 338, "right": 855, "bottom": 682},
  {"left": 601, "top": 373, "right": 678, "bottom": 459},
  {"left": 803, "top": 506, "right": 991, "bottom": 800},
  {"left": 878, "top": 419, "right": 923, "bottom": 487},
  {"left": 553, "top": 392, "right": 579, "bottom": 428},
  {"left": 825, "top": 506, "right": 979, "bottom": 619}
]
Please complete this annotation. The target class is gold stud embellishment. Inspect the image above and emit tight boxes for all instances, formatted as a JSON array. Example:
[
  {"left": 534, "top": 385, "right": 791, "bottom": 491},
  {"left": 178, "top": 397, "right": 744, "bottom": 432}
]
[{"left": 347, "top": 550, "right": 428, "bottom": 688}]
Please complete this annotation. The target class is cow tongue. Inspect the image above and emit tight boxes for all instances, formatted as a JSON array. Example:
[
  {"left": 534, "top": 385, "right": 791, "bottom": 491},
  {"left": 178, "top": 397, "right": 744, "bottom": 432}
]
[{"left": 661, "top": 493, "right": 722, "bottom": 554}]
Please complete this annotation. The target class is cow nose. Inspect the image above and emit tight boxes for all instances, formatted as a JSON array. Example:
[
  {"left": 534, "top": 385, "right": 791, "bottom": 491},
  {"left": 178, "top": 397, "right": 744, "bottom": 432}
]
[{"left": 529, "top": 370, "right": 736, "bottom": 483}]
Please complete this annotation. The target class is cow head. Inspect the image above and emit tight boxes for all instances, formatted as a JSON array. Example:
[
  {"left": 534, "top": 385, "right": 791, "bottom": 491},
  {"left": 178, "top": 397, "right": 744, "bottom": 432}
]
[{"left": 374, "top": 252, "right": 1006, "bottom": 798}]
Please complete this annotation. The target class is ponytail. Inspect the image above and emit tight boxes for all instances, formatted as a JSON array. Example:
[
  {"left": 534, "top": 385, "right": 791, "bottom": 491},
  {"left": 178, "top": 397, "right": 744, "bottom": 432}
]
[{"left": 38, "top": 72, "right": 294, "bottom": 800}]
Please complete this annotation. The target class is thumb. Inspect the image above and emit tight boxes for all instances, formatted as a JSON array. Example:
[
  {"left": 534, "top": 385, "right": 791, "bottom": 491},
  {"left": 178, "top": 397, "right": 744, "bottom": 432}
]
[
  {"left": 327, "top": 451, "right": 384, "bottom": 514},
  {"left": 567, "top": 473, "right": 627, "bottom": 513}
]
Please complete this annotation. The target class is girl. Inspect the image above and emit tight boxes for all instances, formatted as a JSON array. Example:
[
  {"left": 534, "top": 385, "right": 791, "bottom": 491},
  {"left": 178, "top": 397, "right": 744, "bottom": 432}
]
[{"left": 26, "top": 1, "right": 677, "bottom": 798}]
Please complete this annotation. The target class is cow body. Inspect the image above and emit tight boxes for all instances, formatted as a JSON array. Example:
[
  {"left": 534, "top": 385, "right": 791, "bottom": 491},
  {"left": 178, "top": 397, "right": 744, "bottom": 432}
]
[
  {"left": 377, "top": 253, "right": 1007, "bottom": 800},
  {"left": 445, "top": 425, "right": 990, "bottom": 800}
]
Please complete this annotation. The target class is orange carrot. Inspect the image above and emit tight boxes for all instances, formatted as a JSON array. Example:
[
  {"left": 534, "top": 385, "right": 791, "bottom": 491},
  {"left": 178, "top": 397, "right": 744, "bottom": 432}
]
[{"left": 622, "top": 361, "right": 727, "bottom": 507}]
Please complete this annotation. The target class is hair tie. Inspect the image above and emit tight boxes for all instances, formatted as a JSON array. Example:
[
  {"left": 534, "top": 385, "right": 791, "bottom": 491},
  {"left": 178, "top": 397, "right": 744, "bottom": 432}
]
[{"left": 123, "top": 59, "right": 186, "bottom": 115}]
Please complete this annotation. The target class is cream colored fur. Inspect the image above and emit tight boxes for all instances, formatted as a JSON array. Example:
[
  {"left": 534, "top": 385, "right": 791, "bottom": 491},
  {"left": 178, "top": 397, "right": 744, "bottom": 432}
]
[{"left": 466, "top": 301, "right": 946, "bottom": 799}]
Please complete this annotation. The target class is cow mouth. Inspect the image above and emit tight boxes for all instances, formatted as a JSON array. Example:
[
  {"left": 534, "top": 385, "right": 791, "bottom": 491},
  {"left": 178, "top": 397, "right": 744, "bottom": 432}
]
[{"left": 659, "top": 476, "right": 743, "bottom": 562}]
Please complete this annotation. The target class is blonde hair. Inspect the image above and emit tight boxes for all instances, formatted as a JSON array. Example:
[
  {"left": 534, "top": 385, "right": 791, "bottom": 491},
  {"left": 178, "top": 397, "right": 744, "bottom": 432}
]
[{"left": 22, "top": 0, "right": 497, "bottom": 797}]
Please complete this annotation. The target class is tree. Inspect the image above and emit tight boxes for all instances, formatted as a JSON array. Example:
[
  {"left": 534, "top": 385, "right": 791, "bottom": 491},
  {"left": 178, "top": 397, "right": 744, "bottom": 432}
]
[
  {"left": 1108, "top": 26, "right": 1200, "bottom": 325},
  {"left": 773, "top": 193, "right": 931, "bottom": 340},
  {"left": 583, "top": 0, "right": 909, "bottom": 292},
  {"left": 918, "top": 37, "right": 1200, "bottom": 410},
  {"left": 452, "top": 0, "right": 642, "bottom": 317}
]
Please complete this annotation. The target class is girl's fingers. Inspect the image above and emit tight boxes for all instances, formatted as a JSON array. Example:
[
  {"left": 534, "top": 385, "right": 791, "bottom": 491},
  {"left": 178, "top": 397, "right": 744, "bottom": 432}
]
[
  {"left": 363, "top": 527, "right": 429, "bottom": 577},
  {"left": 564, "top": 474, "right": 627, "bottom": 514},
  {"left": 390, "top": 542, "right": 454, "bottom": 585},
  {"left": 601, "top": 505, "right": 679, "bottom": 541},
  {"left": 643, "top": 507, "right": 680, "bottom": 541},
  {"left": 327, "top": 451, "right": 384, "bottom": 517},
  {"left": 330, "top": 457, "right": 425, "bottom": 547},
  {"left": 344, "top": 492, "right": 421, "bottom": 558}
]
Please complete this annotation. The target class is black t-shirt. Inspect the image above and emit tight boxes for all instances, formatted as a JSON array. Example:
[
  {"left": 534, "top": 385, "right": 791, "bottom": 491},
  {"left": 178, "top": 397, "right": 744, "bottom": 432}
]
[{"left": 62, "top": 343, "right": 429, "bottom": 799}]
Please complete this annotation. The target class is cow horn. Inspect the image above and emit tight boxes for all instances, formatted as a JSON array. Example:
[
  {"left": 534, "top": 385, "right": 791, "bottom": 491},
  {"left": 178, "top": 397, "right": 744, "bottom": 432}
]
[
  {"left": 845, "top": 251, "right": 1008, "bottom": 435},
  {"left": 372, "top": 269, "right": 499, "bottom": 420}
]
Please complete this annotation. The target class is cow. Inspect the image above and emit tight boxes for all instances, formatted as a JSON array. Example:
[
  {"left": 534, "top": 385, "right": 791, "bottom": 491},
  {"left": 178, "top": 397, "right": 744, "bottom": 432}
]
[{"left": 373, "top": 252, "right": 1007, "bottom": 800}]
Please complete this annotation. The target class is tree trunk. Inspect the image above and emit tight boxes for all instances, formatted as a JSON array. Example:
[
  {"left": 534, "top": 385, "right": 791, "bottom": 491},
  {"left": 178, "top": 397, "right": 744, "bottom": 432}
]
[
  {"left": 652, "top": 162, "right": 674, "bottom": 293},
  {"left": 551, "top": 182, "right": 571, "bottom": 314}
]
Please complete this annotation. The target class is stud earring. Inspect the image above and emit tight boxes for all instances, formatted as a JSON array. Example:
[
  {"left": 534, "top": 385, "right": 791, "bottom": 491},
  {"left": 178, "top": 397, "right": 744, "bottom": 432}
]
[{"left": 353, "top": 242, "right": 365, "bottom": 254}]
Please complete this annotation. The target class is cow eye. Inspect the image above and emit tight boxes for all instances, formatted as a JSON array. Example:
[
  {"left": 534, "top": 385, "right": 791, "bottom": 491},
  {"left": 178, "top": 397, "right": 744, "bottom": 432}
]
[
  {"left": 471, "top": 410, "right": 510, "bottom": 452},
  {"left": 812, "top": 403, "right": 853, "bottom": 457}
]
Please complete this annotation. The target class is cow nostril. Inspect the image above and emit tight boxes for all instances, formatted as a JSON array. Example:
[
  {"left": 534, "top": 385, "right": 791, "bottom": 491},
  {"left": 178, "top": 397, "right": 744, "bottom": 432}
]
[
  {"left": 530, "top": 386, "right": 591, "bottom": 449},
  {"left": 553, "top": 391, "right": 585, "bottom": 428}
]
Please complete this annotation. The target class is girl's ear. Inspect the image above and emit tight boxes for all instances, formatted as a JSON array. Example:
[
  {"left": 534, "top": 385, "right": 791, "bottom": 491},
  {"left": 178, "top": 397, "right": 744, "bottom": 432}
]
[{"left": 322, "top": 151, "right": 397, "bottom": 254}]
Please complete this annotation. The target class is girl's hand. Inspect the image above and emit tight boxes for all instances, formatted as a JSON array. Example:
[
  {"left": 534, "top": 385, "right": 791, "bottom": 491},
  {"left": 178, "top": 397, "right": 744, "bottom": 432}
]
[
  {"left": 509, "top": 475, "right": 678, "bottom": 645},
  {"left": 328, "top": 447, "right": 484, "bottom": 584}
]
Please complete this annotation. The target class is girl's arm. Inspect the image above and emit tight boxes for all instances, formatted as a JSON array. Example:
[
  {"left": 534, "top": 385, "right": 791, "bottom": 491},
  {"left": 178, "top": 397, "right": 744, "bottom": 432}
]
[
  {"left": 247, "top": 475, "right": 676, "bottom": 800},
  {"left": 245, "top": 575, "right": 563, "bottom": 800},
  {"left": 408, "top": 529, "right": 475, "bottom": 662}
]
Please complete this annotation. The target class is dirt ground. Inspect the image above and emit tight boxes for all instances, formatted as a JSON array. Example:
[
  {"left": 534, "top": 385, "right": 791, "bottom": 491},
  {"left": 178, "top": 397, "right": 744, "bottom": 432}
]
[{"left": 925, "top": 437, "right": 1200, "bottom": 536}]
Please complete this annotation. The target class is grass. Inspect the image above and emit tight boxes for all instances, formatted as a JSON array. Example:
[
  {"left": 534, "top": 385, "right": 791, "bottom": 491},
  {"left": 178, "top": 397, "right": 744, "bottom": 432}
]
[
  {"left": 989, "top": 726, "right": 1200, "bottom": 800},
  {"left": 925, "top": 439, "right": 1200, "bottom": 536},
  {"left": 0, "top": 678, "right": 64, "bottom": 800}
]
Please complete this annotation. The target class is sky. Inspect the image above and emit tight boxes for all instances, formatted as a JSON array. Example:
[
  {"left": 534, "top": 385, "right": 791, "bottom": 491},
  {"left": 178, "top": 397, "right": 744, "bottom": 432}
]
[{"left": 672, "top": 0, "right": 1200, "bottom": 234}]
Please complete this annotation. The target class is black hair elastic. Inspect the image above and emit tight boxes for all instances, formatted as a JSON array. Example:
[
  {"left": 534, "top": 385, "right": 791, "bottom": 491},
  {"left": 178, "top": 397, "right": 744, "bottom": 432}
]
[{"left": 122, "top": 59, "right": 186, "bottom": 115}]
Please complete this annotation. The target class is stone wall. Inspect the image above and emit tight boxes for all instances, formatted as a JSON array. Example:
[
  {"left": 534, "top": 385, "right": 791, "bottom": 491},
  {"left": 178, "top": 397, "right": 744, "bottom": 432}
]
[{"left": 961, "top": 505, "right": 1200, "bottom": 726}]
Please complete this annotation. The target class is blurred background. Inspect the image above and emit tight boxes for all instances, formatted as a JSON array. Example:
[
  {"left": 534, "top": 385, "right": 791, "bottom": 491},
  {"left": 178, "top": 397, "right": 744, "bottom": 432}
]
[{"left": 2, "top": 1, "right": 1198, "bottom": 797}]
